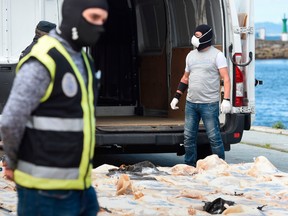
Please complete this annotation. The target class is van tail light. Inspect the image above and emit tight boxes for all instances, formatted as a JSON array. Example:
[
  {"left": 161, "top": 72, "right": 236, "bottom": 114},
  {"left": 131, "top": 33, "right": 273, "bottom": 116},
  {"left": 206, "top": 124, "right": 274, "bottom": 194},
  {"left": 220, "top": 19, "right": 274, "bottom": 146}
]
[
  {"left": 235, "top": 66, "right": 244, "bottom": 106},
  {"left": 233, "top": 54, "right": 244, "bottom": 107}
]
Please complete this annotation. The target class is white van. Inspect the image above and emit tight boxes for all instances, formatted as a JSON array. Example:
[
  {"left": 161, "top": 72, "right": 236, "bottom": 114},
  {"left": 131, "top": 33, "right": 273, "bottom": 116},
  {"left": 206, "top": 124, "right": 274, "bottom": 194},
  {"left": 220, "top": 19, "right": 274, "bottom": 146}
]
[{"left": 0, "top": 0, "right": 256, "bottom": 160}]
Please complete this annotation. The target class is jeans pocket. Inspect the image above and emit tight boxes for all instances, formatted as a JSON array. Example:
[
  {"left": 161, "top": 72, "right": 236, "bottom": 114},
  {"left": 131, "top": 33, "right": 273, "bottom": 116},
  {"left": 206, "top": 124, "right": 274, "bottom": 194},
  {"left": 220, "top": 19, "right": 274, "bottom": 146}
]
[
  {"left": 208, "top": 102, "right": 219, "bottom": 112},
  {"left": 38, "top": 190, "right": 74, "bottom": 199}
]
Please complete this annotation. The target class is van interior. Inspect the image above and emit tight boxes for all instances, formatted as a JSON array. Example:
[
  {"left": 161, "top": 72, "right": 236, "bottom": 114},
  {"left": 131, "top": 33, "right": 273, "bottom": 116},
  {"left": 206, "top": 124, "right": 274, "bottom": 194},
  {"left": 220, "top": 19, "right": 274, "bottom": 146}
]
[{"left": 92, "top": 0, "right": 224, "bottom": 131}]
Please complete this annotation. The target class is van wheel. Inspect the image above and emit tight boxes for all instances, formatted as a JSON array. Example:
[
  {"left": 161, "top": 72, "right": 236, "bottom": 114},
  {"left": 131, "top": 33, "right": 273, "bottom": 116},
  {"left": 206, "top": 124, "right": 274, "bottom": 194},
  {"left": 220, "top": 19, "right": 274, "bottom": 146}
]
[{"left": 197, "top": 143, "right": 212, "bottom": 160}]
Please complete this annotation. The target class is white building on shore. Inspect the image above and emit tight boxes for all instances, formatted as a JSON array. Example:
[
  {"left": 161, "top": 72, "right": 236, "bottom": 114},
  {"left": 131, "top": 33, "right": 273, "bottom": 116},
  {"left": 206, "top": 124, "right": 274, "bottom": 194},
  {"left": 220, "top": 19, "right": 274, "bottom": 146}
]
[{"left": 256, "top": 28, "right": 266, "bottom": 40}]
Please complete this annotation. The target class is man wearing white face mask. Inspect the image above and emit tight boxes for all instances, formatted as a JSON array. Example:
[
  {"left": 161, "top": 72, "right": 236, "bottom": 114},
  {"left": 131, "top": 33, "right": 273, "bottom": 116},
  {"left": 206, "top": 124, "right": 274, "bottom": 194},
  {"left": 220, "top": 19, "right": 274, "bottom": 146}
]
[{"left": 170, "top": 24, "right": 231, "bottom": 167}]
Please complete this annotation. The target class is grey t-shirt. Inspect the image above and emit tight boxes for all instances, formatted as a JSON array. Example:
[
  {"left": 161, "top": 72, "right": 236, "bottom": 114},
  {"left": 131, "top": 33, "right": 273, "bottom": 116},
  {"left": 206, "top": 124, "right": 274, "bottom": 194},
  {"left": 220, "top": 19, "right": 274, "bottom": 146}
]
[{"left": 185, "top": 46, "right": 226, "bottom": 103}]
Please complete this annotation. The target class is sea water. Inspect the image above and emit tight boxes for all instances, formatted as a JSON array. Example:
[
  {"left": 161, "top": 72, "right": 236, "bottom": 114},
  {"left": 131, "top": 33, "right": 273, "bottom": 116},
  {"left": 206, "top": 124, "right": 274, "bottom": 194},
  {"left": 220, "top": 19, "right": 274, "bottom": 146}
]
[{"left": 253, "top": 59, "right": 288, "bottom": 128}]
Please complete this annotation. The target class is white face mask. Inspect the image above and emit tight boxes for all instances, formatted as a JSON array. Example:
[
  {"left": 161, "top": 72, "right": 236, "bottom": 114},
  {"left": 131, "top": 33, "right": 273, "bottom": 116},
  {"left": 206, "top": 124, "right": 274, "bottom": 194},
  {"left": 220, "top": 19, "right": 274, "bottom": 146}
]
[
  {"left": 191, "top": 28, "right": 213, "bottom": 48},
  {"left": 191, "top": 36, "right": 200, "bottom": 48}
]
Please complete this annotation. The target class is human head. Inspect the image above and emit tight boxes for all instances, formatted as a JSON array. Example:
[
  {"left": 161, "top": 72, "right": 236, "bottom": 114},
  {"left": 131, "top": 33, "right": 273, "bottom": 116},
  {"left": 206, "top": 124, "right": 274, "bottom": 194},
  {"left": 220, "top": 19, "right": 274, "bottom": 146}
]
[
  {"left": 191, "top": 24, "right": 213, "bottom": 51},
  {"left": 59, "top": 0, "right": 109, "bottom": 50},
  {"left": 35, "top": 21, "right": 57, "bottom": 38}
]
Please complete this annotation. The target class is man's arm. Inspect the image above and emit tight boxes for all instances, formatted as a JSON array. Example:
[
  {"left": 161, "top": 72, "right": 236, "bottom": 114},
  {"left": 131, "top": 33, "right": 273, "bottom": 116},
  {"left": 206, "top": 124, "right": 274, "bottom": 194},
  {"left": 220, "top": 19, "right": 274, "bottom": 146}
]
[
  {"left": 219, "top": 66, "right": 231, "bottom": 114},
  {"left": 0, "top": 60, "right": 50, "bottom": 170},
  {"left": 219, "top": 67, "right": 231, "bottom": 99},
  {"left": 176, "top": 72, "right": 189, "bottom": 97},
  {"left": 170, "top": 72, "right": 189, "bottom": 110}
]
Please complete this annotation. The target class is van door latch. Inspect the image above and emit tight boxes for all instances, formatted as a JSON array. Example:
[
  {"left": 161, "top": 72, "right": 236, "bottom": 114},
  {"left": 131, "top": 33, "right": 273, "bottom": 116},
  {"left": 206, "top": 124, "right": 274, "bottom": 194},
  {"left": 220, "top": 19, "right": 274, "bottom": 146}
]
[{"left": 229, "top": 44, "right": 253, "bottom": 67}]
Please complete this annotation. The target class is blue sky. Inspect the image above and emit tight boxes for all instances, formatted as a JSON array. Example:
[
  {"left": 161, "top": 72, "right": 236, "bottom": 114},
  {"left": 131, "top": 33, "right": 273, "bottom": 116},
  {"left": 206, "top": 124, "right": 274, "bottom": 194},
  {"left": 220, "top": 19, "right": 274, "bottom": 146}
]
[{"left": 255, "top": 0, "right": 287, "bottom": 23}]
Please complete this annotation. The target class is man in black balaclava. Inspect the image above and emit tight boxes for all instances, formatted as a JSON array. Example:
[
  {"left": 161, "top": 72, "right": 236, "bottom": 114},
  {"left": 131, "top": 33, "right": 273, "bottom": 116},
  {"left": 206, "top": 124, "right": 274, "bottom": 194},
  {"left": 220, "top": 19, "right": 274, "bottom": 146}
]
[
  {"left": 1, "top": 0, "right": 108, "bottom": 215},
  {"left": 59, "top": 0, "right": 108, "bottom": 51},
  {"left": 191, "top": 24, "right": 213, "bottom": 51},
  {"left": 170, "top": 24, "right": 231, "bottom": 167}
]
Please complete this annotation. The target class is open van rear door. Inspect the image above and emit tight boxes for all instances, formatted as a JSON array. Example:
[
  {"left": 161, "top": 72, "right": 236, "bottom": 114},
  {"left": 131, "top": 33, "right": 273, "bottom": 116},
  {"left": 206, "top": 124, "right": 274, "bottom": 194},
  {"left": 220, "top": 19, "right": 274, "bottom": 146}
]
[{"left": 226, "top": 0, "right": 255, "bottom": 119}]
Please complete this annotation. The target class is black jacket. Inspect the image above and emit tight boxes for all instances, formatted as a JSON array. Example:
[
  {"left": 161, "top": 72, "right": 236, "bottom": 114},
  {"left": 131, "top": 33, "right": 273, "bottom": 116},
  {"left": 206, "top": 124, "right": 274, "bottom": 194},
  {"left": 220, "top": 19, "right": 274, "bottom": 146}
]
[{"left": 19, "top": 36, "right": 39, "bottom": 60}]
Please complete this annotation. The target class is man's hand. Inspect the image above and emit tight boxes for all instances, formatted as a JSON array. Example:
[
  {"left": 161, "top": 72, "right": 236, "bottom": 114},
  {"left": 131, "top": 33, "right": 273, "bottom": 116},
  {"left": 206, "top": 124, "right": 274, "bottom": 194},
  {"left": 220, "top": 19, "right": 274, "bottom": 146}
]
[
  {"left": 1, "top": 157, "right": 14, "bottom": 181},
  {"left": 170, "top": 98, "right": 179, "bottom": 110},
  {"left": 3, "top": 168, "right": 14, "bottom": 181},
  {"left": 221, "top": 99, "right": 231, "bottom": 114}
]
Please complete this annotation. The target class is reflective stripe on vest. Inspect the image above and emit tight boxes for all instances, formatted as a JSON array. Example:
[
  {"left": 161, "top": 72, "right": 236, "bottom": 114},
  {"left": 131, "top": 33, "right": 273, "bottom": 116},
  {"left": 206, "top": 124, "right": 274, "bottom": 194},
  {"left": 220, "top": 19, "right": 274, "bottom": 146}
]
[
  {"left": 26, "top": 116, "right": 83, "bottom": 131},
  {"left": 14, "top": 35, "right": 96, "bottom": 190},
  {"left": 18, "top": 160, "right": 79, "bottom": 179}
]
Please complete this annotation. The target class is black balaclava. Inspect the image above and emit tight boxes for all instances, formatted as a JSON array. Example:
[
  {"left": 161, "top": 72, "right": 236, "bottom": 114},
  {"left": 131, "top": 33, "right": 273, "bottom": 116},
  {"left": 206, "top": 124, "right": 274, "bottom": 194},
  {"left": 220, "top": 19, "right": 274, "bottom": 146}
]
[
  {"left": 59, "top": 0, "right": 108, "bottom": 51},
  {"left": 193, "top": 24, "right": 213, "bottom": 51}
]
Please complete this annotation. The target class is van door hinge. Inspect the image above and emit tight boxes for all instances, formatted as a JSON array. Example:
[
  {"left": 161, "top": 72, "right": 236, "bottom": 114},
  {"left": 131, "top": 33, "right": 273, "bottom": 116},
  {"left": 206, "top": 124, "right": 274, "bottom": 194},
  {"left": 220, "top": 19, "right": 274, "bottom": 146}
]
[{"left": 233, "top": 26, "right": 254, "bottom": 34}]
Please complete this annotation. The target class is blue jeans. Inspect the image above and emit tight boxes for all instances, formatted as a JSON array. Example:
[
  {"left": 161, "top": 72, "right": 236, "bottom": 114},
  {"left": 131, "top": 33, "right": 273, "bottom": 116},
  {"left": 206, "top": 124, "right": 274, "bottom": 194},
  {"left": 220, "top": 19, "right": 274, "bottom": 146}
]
[
  {"left": 184, "top": 101, "right": 225, "bottom": 166},
  {"left": 17, "top": 185, "right": 99, "bottom": 216}
]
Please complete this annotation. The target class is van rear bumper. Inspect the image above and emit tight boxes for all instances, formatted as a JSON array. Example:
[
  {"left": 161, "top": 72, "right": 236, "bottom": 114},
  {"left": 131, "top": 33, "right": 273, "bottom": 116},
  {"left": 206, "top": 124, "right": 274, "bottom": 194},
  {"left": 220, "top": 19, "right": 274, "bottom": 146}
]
[
  {"left": 96, "top": 132, "right": 184, "bottom": 146},
  {"left": 221, "top": 113, "right": 251, "bottom": 150},
  {"left": 95, "top": 132, "right": 184, "bottom": 154},
  {"left": 0, "top": 64, "right": 16, "bottom": 113},
  {"left": 96, "top": 113, "right": 250, "bottom": 152}
]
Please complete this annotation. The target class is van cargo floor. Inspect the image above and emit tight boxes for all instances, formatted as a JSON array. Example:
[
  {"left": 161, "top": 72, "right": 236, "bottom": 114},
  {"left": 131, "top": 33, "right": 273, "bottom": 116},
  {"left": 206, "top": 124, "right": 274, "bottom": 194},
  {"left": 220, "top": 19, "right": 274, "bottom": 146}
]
[{"left": 96, "top": 116, "right": 184, "bottom": 132}]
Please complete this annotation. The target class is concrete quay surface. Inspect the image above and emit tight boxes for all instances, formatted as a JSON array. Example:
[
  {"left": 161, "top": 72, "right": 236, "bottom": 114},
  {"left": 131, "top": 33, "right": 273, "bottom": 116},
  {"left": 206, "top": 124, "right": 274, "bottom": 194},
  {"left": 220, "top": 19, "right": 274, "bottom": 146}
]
[{"left": 241, "top": 126, "right": 288, "bottom": 152}]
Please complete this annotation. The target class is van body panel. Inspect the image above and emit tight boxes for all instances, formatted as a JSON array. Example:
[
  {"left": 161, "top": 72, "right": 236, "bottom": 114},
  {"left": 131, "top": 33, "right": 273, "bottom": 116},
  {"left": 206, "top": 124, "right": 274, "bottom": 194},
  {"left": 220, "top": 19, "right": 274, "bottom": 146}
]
[
  {"left": 225, "top": 0, "right": 255, "bottom": 115},
  {"left": 0, "top": 0, "right": 62, "bottom": 64}
]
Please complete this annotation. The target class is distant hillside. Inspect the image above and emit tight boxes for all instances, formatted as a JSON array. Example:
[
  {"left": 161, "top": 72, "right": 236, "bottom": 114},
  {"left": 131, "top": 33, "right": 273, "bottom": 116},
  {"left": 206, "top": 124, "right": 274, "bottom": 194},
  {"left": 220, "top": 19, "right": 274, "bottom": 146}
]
[{"left": 255, "top": 22, "right": 283, "bottom": 36}]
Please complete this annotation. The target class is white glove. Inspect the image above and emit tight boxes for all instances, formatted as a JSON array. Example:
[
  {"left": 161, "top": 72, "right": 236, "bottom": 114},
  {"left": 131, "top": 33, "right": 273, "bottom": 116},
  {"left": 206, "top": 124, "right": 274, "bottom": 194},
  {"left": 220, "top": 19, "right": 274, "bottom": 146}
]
[
  {"left": 221, "top": 99, "right": 231, "bottom": 114},
  {"left": 170, "top": 98, "right": 179, "bottom": 110}
]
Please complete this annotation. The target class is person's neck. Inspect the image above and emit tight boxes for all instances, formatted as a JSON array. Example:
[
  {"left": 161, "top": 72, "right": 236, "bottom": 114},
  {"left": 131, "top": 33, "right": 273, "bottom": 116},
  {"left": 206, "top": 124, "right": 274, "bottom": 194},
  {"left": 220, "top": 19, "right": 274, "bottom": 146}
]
[{"left": 198, "top": 46, "right": 211, "bottom": 52}]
